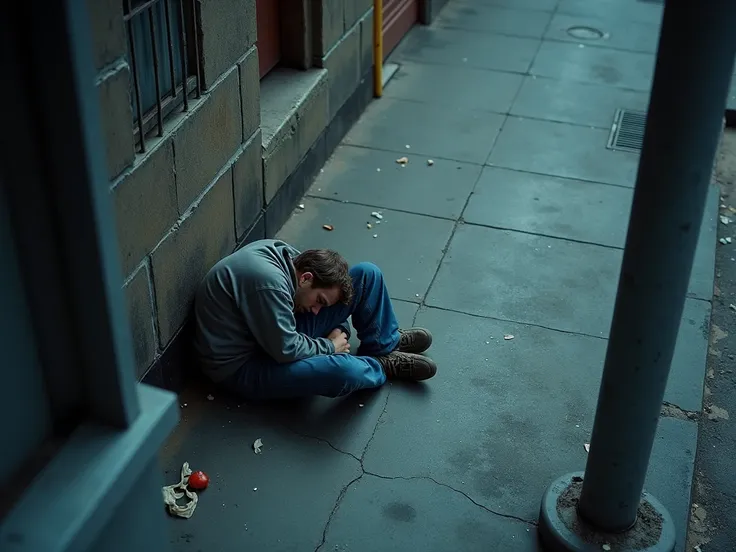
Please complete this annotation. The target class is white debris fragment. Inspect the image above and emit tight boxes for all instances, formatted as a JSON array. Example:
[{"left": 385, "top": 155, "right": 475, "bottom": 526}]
[
  {"left": 415, "top": 294, "right": 421, "bottom": 298},
  {"left": 207, "top": 394, "right": 214, "bottom": 401},
  {"left": 371, "top": 211, "right": 384, "bottom": 220},
  {"left": 503, "top": 335, "right": 515, "bottom": 340},
  {"left": 396, "top": 156, "right": 409, "bottom": 165},
  {"left": 584, "top": 443, "right": 591, "bottom": 453},
  {"left": 359, "top": 403, "right": 365, "bottom": 408},
  {"left": 720, "top": 215, "right": 731, "bottom": 225},
  {"left": 720, "top": 237, "right": 732, "bottom": 245},
  {"left": 377, "top": 168, "right": 381, "bottom": 172},
  {"left": 298, "top": 204, "right": 305, "bottom": 210},
  {"left": 253, "top": 438, "right": 263, "bottom": 454},
  {"left": 253, "top": 487, "right": 258, "bottom": 492},
  {"left": 427, "top": 159, "right": 434, "bottom": 166},
  {"left": 405, "top": 144, "right": 411, "bottom": 149},
  {"left": 373, "top": 234, "right": 378, "bottom": 238},
  {"left": 730, "top": 304, "right": 736, "bottom": 312},
  {"left": 367, "top": 223, "right": 372, "bottom": 229},
  {"left": 602, "top": 545, "right": 611, "bottom": 551}
]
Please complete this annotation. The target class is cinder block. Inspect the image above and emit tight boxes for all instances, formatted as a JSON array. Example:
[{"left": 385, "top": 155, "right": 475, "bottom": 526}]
[
  {"left": 345, "top": 0, "right": 373, "bottom": 31},
  {"left": 200, "top": 0, "right": 257, "bottom": 87},
  {"left": 123, "top": 262, "right": 158, "bottom": 379},
  {"left": 233, "top": 130, "right": 264, "bottom": 239},
  {"left": 98, "top": 63, "right": 135, "bottom": 180},
  {"left": 173, "top": 67, "right": 241, "bottom": 213},
  {"left": 87, "top": 0, "right": 126, "bottom": 70},
  {"left": 312, "top": 0, "right": 344, "bottom": 59},
  {"left": 150, "top": 169, "right": 236, "bottom": 347},
  {"left": 261, "top": 68, "right": 328, "bottom": 203},
  {"left": 113, "top": 139, "right": 178, "bottom": 277},
  {"left": 323, "top": 24, "right": 361, "bottom": 119},
  {"left": 359, "top": 8, "right": 374, "bottom": 76},
  {"left": 238, "top": 46, "right": 261, "bottom": 141}
]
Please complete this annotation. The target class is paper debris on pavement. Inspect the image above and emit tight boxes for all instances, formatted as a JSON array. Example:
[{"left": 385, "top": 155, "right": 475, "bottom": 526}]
[
  {"left": 503, "top": 335, "right": 515, "bottom": 340},
  {"left": 720, "top": 215, "right": 731, "bottom": 225},
  {"left": 427, "top": 159, "right": 434, "bottom": 166},
  {"left": 602, "top": 545, "right": 611, "bottom": 551},
  {"left": 371, "top": 211, "right": 383, "bottom": 220},
  {"left": 162, "top": 462, "right": 199, "bottom": 519},
  {"left": 584, "top": 443, "right": 590, "bottom": 452},
  {"left": 253, "top": 438, "right": 263, "bottom": 454},
  {"left": 396, "top": 157, "right": 408, "bottom": 165},
  {"left": 322, "top": 224, "right": 334, "bottom": 231}
]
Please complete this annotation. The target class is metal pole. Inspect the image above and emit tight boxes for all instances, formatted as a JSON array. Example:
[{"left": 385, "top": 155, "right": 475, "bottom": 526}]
[{"left": 578, "top": 1, "right": 736, "bottom": 532}]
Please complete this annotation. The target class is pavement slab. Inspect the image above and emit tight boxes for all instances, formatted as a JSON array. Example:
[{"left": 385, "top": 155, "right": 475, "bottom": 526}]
[
  {"left": 544, "top": 12, "right": 661, "bottom": 54},
  {"left": 322, "top": 475, "right": 538, "bottom": 552},
  {"left": 463, "top": 166, "right": 633, "bottom": 247},
  {"left": 384, "top": 62, "right": 524, "bottom": 114},
  {"left": 667, "top": 299, "right": 711, "bottom": 414},
  {"left": 468, "top": 0, "right": 557, "bottom": 11},
  {"left": 362, "top": 306, "right": 604, "bottom": 521},
  {"left": 531, "top": 40, "right": 655, "bottom": 91},
  {"left": 393, "top": 26, "right": 541, "bottom": 74},
  {"left": 160, "top": 391, "right": 362, "bottom": 552},
  {"left": 435, "top": 1, "right": 553, "bottom": 38},
  {"left": 360, "top": 307, "right": 697, "bottom": 545},
  {"left": 689, "top": 184, "right": 719, "bottom": 301},
  {"left": 344, "top": 97, "right": 505, "bottom": 164},
  {"left": 557, "top": 0, "right": 664, "bottom": 25},
  {"left": 277, "top": 197, "right": 455, "bottom": 303},
  {"left": 308, "top": 145, "right": 481, "bottom": 219},
  {"left": 510, "top": 75, "right": 650, "bottom": 128},
  {"left": 487, "top": 117, "right": 640, "bottom": 187},
  {"left": 426, "top": 223, "right": 621, "bottom": 336},
  {"left": 646, "top": 417, "right": 698, "bottom": 552}
]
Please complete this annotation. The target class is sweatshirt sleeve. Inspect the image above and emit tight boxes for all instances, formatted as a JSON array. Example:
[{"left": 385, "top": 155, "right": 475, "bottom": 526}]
[{"left": 240, "top": 288, "right": 335, "bottom": 363}]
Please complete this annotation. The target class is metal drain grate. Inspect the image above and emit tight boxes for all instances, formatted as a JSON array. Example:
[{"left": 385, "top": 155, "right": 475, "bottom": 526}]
[{"left": 607, "top": 109, "right": 647, "bottom": 153}]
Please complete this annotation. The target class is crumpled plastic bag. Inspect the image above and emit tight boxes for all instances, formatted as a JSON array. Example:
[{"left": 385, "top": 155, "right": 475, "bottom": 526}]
[{"left": 162, "top": 462, "right": 199, "bottom": 518}]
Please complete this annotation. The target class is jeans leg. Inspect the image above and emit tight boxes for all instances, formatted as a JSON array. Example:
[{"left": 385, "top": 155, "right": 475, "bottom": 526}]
[
  {"left": 349, "top": 263, "right": 400, "bottom": 356},
  {"left": 225, "top": 352, "right": 386, "bottom": 399},
  {"left": 295, "top": 263, "right": 400, "bottom": 357}
]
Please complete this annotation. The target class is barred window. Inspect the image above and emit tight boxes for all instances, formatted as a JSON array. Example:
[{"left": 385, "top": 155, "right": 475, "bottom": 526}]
[{"left": 123, "top": 0, "right": 201, "bottom": 153}]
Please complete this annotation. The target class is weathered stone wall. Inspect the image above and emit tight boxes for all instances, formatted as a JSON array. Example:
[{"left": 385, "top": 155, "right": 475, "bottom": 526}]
[{"left": 90, "top": 0, "right": 378, "bottom": 383}]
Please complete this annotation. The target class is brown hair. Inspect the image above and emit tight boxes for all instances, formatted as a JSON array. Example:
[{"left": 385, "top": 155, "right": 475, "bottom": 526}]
[{"left": 293, "top": 249, "right": 353, "bottom": 304}]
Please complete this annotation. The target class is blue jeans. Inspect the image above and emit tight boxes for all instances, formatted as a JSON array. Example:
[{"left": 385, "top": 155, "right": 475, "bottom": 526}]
[{"left": 225, "top": 262, "right": 399, "bottom": 399}]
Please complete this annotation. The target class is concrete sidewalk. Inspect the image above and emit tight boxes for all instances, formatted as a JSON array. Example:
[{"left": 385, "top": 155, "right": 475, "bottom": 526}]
[{"left": 161, "top": 1, "right": 717, "bottom": 550}]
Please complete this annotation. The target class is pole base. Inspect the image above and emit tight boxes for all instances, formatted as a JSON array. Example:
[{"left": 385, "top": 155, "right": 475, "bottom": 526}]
[{"left": 538, "top": 473, "right": 676, "bottom": 552}]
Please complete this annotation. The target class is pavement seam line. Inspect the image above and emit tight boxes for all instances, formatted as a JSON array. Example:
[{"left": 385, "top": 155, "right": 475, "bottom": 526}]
[
  {"left": 422, "top": 303, "right": 609, "bottom": 341},
  {"left": 364, "top": 471, "right": 538, "bottom": 527}
]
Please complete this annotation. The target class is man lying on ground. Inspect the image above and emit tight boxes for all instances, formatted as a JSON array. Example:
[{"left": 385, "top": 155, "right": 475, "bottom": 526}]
[{"left": 193, "top": 239, "right": 437, "bottom": 399}]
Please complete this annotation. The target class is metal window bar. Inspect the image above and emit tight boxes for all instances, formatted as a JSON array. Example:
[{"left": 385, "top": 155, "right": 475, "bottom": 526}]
[{"left": 123, "top": 0, "right": 201, "bottom": 153}]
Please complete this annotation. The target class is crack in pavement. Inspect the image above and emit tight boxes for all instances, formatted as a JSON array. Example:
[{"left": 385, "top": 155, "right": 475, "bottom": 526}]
[
  {"left": 364, "top": 471, "right": 538, "bottom": 527},
  {"left": 360, "top": 383, "right": 393, "bottom": 461},
  {"left": 300, "top": 388, "right": 537, "bottom": 551},
  {"left": 313, "top": 474, "right": 364, "bottom": 552},
  {"left": 661, "top": 401, "right": 700, "bottom": 421}
]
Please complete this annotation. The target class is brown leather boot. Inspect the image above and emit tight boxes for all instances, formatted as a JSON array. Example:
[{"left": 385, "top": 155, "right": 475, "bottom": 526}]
[
  {"left": 395, "top": 327, "right": 433, "bottom": 354},
  {"left": 377, "top": 351, "right": 437, "bottom": 381}
]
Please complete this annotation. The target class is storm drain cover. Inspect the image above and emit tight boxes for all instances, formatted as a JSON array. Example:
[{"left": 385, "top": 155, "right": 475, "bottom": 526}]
[{"left": 607, "top": 109, "right": 647, "bottom": 153}]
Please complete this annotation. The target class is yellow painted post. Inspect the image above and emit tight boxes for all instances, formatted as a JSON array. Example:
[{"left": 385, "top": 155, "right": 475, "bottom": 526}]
[{"left": 373, "top": 0, "right": 383, "bottom": 97}]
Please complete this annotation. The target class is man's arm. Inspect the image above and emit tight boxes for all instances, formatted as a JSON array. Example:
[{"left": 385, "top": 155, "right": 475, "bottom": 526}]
[{"left": 241, "top": 288, "right": 335, "bottom": 363}]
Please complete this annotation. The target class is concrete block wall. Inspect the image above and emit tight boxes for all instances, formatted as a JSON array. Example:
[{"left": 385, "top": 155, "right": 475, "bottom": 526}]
[{"left": 90, "top": 0, "right": 380, "bottom": 384}]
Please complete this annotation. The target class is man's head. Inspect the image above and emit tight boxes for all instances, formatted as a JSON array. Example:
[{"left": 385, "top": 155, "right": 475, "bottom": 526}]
[{"left": 292, "top": 249, "right": 353, "bottom": 315}]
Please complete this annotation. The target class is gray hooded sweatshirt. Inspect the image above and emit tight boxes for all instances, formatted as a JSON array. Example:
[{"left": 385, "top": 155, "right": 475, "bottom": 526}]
[{"left": 193, "top": 239, "right": 335, "bottom": 382}]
